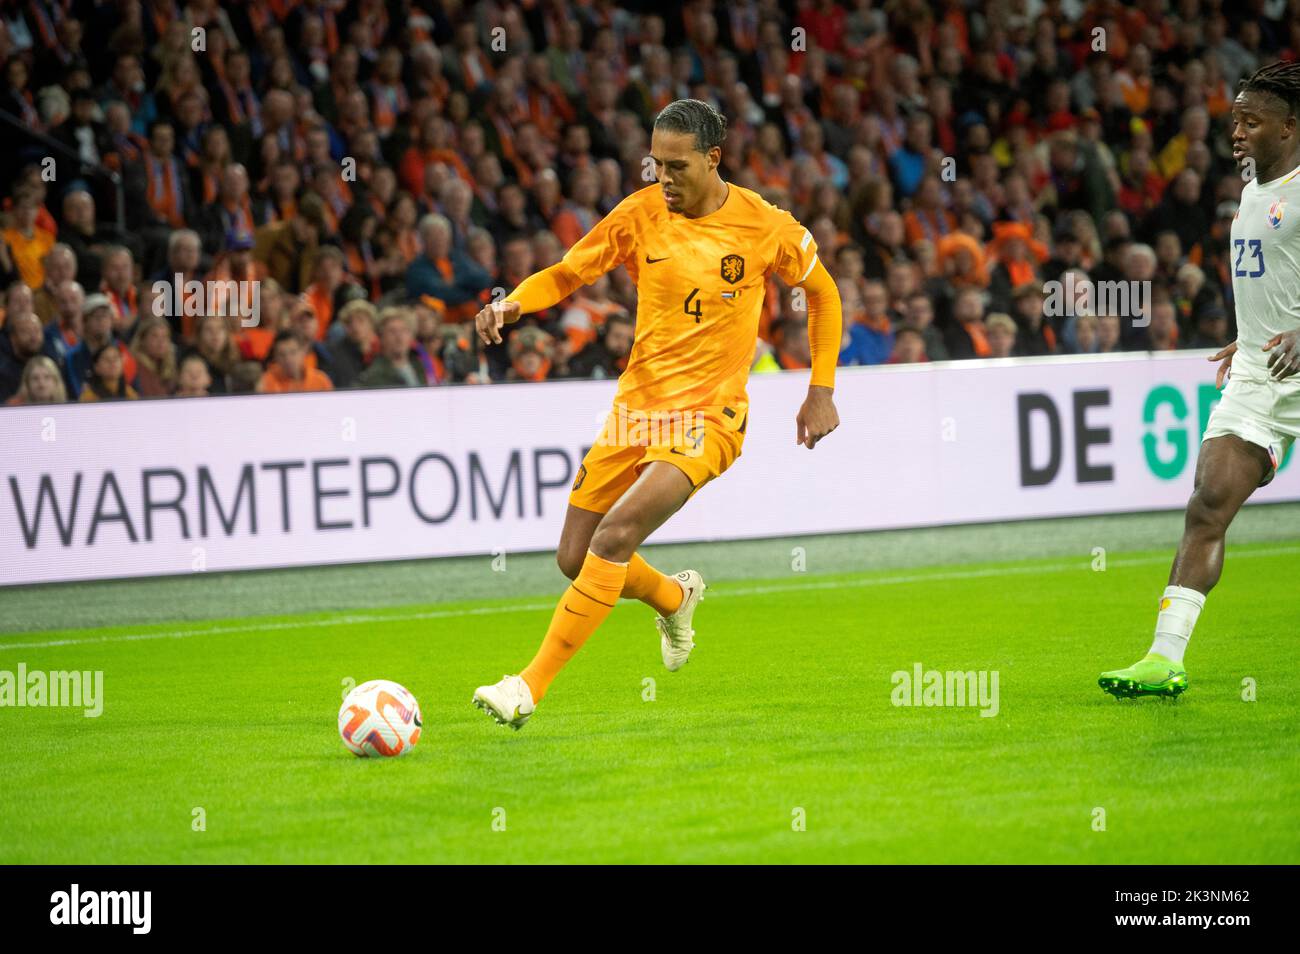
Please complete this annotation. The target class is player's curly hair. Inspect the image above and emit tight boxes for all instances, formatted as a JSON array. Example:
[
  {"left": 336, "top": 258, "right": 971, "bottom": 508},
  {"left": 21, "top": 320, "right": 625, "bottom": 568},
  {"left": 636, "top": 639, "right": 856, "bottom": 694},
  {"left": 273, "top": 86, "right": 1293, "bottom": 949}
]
[
  {"left": 654, "top": 99, "right": 728, "bottom": 154},
  {"left": 1238, "top": 60, "right": 1300, "bottom": 118}
]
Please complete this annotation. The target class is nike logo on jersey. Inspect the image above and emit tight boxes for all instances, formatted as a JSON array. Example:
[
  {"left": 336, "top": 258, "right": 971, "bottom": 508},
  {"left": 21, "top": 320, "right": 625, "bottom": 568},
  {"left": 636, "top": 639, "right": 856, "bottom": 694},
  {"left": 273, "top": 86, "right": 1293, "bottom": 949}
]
[{"left": 645, "top": 255, "right": 670, "bottom": 263}]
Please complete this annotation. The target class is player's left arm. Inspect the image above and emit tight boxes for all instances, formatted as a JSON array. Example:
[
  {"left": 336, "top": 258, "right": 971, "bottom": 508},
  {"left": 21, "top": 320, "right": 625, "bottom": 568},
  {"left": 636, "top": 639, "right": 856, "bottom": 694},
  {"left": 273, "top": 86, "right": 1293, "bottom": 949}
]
[
  {"left": 796, "top": 256, "right": 842, "bottom": 449},
  {"left": 1263, "top": 329, "right": 1300, "bottom": 380},
  {"left": 772, "top": 214, "right": 840, "bottom": 447}
]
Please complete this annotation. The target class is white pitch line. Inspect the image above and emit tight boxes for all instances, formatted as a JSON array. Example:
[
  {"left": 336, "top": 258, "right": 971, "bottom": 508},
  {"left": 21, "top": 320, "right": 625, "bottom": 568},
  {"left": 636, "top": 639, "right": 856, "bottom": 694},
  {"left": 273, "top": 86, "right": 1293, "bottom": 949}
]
[
  {"left": 3, "top": 544, "right": 1299, "bottom": 652},
  {"left": 0, "top": 602, "right": 558, "bottom": 652}
]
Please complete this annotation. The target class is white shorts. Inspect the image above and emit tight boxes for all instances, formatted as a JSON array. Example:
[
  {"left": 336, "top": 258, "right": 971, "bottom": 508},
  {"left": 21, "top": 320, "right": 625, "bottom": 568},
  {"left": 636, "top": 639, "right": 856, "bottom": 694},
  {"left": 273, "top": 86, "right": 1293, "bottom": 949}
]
[{"left": 1202, "top": 372, "right": 1300, "bottom": 485}]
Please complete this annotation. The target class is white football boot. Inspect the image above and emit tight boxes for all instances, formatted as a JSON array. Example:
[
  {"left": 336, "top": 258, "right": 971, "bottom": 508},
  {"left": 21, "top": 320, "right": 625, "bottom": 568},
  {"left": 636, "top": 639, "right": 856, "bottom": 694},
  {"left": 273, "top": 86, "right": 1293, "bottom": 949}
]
[
  {"left": 657, "top": 570, "right": 705, "bottom": 671},
  {"left": 472, "top": 675, "right": 535, "bottom": 730}
]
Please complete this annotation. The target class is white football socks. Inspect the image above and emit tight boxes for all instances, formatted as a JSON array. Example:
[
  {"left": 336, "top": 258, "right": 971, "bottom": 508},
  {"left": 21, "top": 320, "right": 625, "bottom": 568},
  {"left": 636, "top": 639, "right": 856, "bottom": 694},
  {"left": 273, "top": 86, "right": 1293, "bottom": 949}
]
[{"left": 1148, "top": 585, "right": 1206, "bottom": 665}]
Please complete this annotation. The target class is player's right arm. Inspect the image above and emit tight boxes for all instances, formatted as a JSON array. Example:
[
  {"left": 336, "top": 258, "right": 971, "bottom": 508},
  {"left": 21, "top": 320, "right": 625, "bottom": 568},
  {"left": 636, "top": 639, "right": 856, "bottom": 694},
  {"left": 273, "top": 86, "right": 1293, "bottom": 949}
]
[
  {"left": 474, "top": 199, "right": 638, "bottom": 345},
  {"left": 474, "top": 264, "right": 582, "bottom": 345}
]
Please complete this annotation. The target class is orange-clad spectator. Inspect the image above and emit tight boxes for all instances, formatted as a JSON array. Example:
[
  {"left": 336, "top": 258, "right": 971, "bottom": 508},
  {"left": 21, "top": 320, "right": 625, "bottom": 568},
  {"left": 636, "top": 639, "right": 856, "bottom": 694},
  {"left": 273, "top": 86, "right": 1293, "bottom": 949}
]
[
  {"left": 551, "top": 167, "right": 602, "bottom": 249},
  {"left": 344, "top": 204, "right": 407, "bottom": 300},
  {"left": 208, "top": 229, "right": 260, "bottom": 310},
  {"left": 937, "top": 232, "right": 990, "bottom": 289},
  {"left": 1116, "top": 45, "right": 1153, "bottom": 116},
  {"left": 747, "top": 123, "right": 793, "bottom": 190},
  {"left": 1157, "top": 105, "right": 1210, "bottom": 180},
  {"left": 774, "top": 319, "right": 812, "bottom": 370},
  {"left": 67, "top": 294, "right": 137, "bottom": 397},
  {"left": 522, "top": 53, "right": 577, "bottom": 140},
  {"left": 530, "top": 168, "right": 564, "bottom": 225},
  {"left": 354, "top": 0, "right": 390, "bottom": 50},
  {"left": 557, "top": 274, "right": 624, "bottom": 354},
  {"left": 229, "top": 276, "right": 281, "bottom": 362},
  {"left": 984, "top": 221, "right": 1048, "bottom": 289},
  {"left": 142, "top": 121, "right": 192, "bottom": 229},
  {"left": 194, "top": 126, "right": 232, "bottom": 206},
  {"left": 797, "top": 0, "right": 847, "bottom": 57},
  {"left": 387, "top": 193, "right": 422, "bottom": 265},
  {"left": 99, "top": 246, "right": 139, "bottom": 333},
  {"left": 79, "top": 342, "right": 140, "bottom": 402},
  {"left": 129, "top": 316, "right": 178, "bottom": 397},
  {"left": 365, "top": 165, "right": 399, "bottom": 221},
  {"left": 777, "top": 75, "right": 818, "bottom": 151},
  {"left": 264, "top": 161, "right": 301, "bottom": 223},
  {"left": 32, "top": 243, "right": 76, "bottom": 325},
  {"left": 410, "top": 42, "right": 452, "bottom": 111},
  {"left": 159, "top": 229, "right": 205, "bottom": 339},
  {"left": 198, "top": 164, "right": 259, "bottom": 259},
  {"left": 1118, "top": 146, "right": 1167, "bottom": 219},
  {"left": 260, "top": 330, "right": 334, "bottom": 392},
  {"left": 757, "top": 274, "right": 781, "bottom": 343},
  {"left": 287, "top": 295, "right": 333, "bottom": 374},
  {"left": 500, "top": 120, "right": 549, "bottom": 192},
  {"left": 46, "top": 281, "right": 85, "bottom": 369},
  {"left": 261, "top": 90, "right": 307, "bottom": 165},
  {"left": 565, "top": 311, "right": 633, "bottom": 379},
  {"left": 253, "top": 193, "right": 328, "bottom": 295},
  {"left": 505, "top": 325, "right": 556, "bottom": 382},
  {"left": 623, "top": 45, "right": 676, "bottom": 123},
  {"left": 305, "top": 245, "right": 348, "bottom": 340},
  {"left": 3, "top": 187, "right": 56, "bottom": 289},
  {"left": 404, "top": 214, "right": 492, "bottom": 323},
  {"left": 945, "top": 287, "right": 993, "bottom": 359},
  {"left": 307, "top": 161, "right": 353, "bottom": 236},
  {"left": 904, "top": 176, "right": 957, "bottom": 246},
  {"left": 157, "top": 52, "right": 205, "bottom": 118},
  {"left": 184, "top": 315, "right": 241, "bottom": 394},
  {"left": 1202, "top": 56, "right": 1234, "bottom": 118},
  {"left": 368, "top": 47, "right": 410, "bottom": 138},
  {"left": 438, "top": 176, "right": 478, "bottom": 247},
  {"left": 399, "top": 115, "right": 473, "bottom": 197},
  {"left": 2, "top": 166, "right": 58, "bottom": 238},
  {"left": 450, "top": 20, "right": 495, "bottom": 94}
]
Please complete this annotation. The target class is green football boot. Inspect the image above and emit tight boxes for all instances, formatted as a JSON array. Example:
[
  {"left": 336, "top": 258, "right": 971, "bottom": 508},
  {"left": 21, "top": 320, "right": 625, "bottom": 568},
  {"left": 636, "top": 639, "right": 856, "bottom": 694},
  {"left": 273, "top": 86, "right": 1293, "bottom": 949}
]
[{"left": 1098, "top": 653, "right": 1188, "bottom": 698}]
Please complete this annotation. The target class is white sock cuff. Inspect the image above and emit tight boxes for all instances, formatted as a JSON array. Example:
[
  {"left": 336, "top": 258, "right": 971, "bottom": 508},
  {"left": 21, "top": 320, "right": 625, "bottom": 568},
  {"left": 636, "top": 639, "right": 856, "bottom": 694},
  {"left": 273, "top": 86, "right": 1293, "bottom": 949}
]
[{"left": 1162, "top": 585, "right": 1206, "bottom": 609}]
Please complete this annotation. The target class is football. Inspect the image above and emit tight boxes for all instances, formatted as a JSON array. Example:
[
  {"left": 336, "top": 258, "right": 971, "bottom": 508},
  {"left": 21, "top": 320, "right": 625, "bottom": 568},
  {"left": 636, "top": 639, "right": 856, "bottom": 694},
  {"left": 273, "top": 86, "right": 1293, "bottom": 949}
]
[{"left": 337, "top": 680, "right": 422, "bottom": 758}]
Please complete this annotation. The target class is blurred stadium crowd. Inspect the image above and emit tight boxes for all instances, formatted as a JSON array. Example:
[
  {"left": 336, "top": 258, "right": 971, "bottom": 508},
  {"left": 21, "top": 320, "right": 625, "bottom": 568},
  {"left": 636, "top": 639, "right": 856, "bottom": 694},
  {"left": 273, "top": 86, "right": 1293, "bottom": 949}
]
[{"left": 0, "top": 0, "right": 1272, "bottom": 405}]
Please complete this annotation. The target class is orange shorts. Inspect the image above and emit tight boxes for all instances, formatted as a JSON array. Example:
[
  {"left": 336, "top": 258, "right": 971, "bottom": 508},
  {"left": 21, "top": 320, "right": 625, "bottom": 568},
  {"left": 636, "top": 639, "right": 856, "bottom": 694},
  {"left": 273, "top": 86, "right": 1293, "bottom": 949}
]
[{"left": 568, "top": 404, "right": 747, "bottom": 513}]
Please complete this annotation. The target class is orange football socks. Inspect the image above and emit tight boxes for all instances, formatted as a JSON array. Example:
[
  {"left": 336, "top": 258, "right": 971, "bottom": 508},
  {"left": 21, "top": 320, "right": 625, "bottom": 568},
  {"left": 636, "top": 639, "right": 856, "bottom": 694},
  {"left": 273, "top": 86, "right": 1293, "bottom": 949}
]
[
  {"left": 521, "top": 550, "right": 630, "bottom": 703},
  {"left": 621, "top": 552, "right": 684, "bottom": 617}
]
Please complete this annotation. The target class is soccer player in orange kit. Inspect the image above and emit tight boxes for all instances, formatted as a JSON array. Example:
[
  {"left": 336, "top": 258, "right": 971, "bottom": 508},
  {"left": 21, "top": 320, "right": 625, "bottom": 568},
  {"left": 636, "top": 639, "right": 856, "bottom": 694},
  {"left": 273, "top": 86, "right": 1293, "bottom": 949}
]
[{"left": 471, "top": 100, "right": 843, "bottom": 729}]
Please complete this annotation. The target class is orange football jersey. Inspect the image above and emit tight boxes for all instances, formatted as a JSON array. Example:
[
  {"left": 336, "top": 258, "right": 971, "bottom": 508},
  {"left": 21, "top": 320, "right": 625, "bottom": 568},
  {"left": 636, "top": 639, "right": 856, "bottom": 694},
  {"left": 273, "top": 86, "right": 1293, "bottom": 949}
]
[{"left": 560, "top": 182, "right": 820, "bottom": 417}]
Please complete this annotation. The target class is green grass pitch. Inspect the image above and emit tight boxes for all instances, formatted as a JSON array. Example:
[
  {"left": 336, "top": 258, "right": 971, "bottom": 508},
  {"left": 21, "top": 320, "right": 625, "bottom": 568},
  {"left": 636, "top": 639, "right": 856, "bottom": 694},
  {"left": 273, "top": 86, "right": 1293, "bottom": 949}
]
[{"left": 2, "top": 523, "right": 1299, "bottom": 864}]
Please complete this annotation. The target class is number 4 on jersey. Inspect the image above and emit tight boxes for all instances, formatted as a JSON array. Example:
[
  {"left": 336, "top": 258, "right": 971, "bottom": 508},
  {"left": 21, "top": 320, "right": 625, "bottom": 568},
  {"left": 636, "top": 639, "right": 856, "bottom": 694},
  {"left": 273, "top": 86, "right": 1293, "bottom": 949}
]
[{"left": 684, "top": 287, "right": 702, "bottom": 323}]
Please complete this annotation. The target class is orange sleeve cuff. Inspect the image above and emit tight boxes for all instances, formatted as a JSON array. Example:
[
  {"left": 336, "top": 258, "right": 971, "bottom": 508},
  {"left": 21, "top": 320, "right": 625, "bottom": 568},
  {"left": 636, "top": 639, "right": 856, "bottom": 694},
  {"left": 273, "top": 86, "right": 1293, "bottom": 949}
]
[
  {"left": 503, "top": 263, "right": 584, "bottom": 316},
  {"left": 803, "top": 256, "right": 842, "bottom": 389}
]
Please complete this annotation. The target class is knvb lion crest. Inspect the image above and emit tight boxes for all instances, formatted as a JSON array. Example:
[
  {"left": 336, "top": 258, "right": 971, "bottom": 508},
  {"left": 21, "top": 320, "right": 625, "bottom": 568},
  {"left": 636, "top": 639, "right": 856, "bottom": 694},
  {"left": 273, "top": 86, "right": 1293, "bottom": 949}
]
[{"left": 720, "top": 253, "right": 745, "bottom": 284}]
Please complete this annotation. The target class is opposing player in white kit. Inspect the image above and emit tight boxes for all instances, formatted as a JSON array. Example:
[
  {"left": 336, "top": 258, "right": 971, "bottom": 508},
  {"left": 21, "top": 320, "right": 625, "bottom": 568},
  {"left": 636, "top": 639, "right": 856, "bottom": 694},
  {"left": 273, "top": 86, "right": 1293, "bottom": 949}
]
[{"left": 1101, "top": 61, "right": 1300, "bottom": 698}]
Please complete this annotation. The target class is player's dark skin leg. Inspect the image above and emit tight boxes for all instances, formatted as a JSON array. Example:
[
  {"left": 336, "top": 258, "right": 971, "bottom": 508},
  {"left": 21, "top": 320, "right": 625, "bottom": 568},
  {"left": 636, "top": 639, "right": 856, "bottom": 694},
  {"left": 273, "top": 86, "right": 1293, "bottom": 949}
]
[
  {"left": 1168, "top": 436, "right": 1270, "bottom": 593},
  {"left": 581, "top": 462, "right": 694, "bottom": 566},
  {"left": 556, "top": 464, "right": 694, "bottom": 577},
  {"left": 555, "top": 504, "right": 604, "bottom": 580}
]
